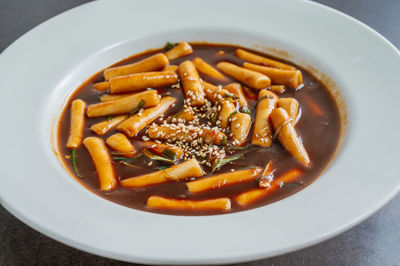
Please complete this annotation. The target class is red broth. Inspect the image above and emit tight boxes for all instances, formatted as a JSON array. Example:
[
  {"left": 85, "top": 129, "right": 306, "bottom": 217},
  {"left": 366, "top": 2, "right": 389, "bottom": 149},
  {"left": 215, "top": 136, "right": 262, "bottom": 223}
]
[{"left": 57, "top": 43, "right": 342, "bottom": 215}]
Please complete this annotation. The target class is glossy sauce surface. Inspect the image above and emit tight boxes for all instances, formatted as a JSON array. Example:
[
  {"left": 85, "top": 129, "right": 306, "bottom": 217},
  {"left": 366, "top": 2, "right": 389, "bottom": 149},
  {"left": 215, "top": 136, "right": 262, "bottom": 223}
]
[{"left": 58, "top": 44, "right": 342, "bottom": 215}]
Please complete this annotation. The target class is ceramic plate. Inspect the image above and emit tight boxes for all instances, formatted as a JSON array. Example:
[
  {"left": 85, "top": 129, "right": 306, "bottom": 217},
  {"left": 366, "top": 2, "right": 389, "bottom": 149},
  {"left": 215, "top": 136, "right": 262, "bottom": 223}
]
[{"left": 1, "top": 0, "right": 399, "bottom": 264}]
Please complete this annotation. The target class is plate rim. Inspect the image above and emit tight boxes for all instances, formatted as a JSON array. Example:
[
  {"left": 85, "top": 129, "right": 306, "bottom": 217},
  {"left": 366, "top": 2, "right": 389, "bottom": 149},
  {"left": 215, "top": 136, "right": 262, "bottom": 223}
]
[{"left": 1, "top": 0, "right": 400, "bottom": 264}]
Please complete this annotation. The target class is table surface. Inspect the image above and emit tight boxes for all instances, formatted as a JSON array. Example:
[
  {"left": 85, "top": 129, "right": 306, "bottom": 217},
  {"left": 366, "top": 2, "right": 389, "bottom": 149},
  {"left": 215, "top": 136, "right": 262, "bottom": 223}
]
[{"left": 1, "top": 0, "right": 399, "bottom": 265}]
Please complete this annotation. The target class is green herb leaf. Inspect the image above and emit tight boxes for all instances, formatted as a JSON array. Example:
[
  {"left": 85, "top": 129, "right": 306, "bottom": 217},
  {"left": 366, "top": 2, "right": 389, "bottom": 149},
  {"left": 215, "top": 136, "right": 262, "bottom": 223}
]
[
  {"left": 230, "top": 145, "right": 249, "bottom": 150},
  {"left": 112, "top": 154, "right": 142, "bottom": 162},
  {"left": 143, "top": 149, "right": 176, "bottom": 164},
  {"left": 221, "top": 136, "right": 227, "bottom": 146},
  {"left": 210, "top": 112, "right": 218, "bottom": 124},
  {"left": 239, "top": 166, "right": 258, "bottom": 170},
  {"left": 167, "top": 109, "right": 183, "bottom": 122},
  {"left": 212, "top": 153, "right": 244, "bottom": 172},
  {"left": 156, "top": 165, "right": 169, "bottom": 170},
  {"left": 258, "top": 95, "right": 273, "bottom": 101},
  {"left": 272, "top": 118, "right": 293, "bottom": 140},
  {"left": 165, "top": 42, "right": 179, "bottom": 50},
  {"left": 241, "top": 106, "right": 251, "bottom": 115},
  {"left": 224, "top": 92, "right": 239, "bottom": 100},
  {"left": 228, "top": 110, "right": 239, "bottom": 117},
  {"left": 107, "top": 115, "right": 114, "bottom": 121},
  {"left": 119, "top": 161, "right": 145, "bottom": 169},
  {"left": 161, "top": 148, "right": 177, "bottom": 161},
  {"left": 71, "top": 149, "right": 81, "bottom": 177},
  {"left": 113, "top": 157, "right": 133, "bottom": 162},
  {"left": 128, "top": 99, "right": 145, "bottom": 116},
  {"left": 257, "top": 173, "right": 274, "bottom": 183},
  {"left": 110, "top": 151, "right": 138, "bottom": 156}
]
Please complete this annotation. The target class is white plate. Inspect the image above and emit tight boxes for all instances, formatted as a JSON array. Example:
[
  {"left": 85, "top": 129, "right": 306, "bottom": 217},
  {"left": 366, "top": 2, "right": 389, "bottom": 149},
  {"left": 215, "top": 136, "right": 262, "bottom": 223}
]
[{"left": 1, "top": 0, "right": 399, "bottom": 264}]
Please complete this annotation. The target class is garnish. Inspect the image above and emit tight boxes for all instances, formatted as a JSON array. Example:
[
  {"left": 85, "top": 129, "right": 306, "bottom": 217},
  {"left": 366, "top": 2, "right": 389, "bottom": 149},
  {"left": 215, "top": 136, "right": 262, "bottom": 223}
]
[
  {"left": 258, "top": 160, "right": 275, "bottom": 188},
  {"left": 113, "top": 154, "right": 142, "bottom": 162},
  {"left": 272, "top": 118, "right": 293, "bottom": 140},
  {"left": 224, "top": 92, "right": 238, "bottom": 100},
  {"left": 257, "top": 173, "right": 274, "bottom": 183},
  {"left": 221, "top": 136, "right": 227, "bottom": 146},
  {"left": 258, "top": 95, "right": 274, "bottom": 101},
  {"left": 167, "top": 109, "right": 183, "bottom": 122},
  {"left": 239, "top": 166, "right": 258, "bottom": 170},
  {"left": 229, "top": 145, "right": 249, "bottom": 150},
  {"left": 128, "top": 99, "right": 145, "bottom": 116},
  {"left": 107, "top": 115, "right": 113, "bottom": 121},
  {"left": 165, "top": 42, "right": 179, "bottom": 50},
  {"left": 212, "top": 153, "right": 243, "bottom": 172},
  {"left": 210, "top": 112, "right": 218, "bottom": 124},
  {"left": 143, "top": 149, "right": 176, "bottom": 164},
  {"left": 241, "top": 106, "right": 251, "bottom": 115},
  {"left": 113, "top": 157, "right": 133, "bottom": 162},
  {"left": 71, "top": 149, "right": 80, "bottom": 177},
  {"left": 110, "top": 151, "right": 138, "bottom": 156},
  {"left": 161, "top": 148, "right": 177, "bottom": 161},
  {"left": 228, "top": 110, "right": 239, "bottom": 117},
  {"left": 119, "top": 161, "right": 145, "bottom": 169},
  {"left": 156, "top": 166, "right": 169, "bottom": 170},
  {"left": 258, "top": 172, "right": 276, "bottom": 188}
]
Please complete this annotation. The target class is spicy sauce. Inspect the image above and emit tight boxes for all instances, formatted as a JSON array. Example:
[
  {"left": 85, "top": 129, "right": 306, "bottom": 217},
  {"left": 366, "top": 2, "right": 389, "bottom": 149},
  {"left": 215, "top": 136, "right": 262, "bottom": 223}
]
[{"left": 57, "top": 43, "right": 342, "bottom": 215}]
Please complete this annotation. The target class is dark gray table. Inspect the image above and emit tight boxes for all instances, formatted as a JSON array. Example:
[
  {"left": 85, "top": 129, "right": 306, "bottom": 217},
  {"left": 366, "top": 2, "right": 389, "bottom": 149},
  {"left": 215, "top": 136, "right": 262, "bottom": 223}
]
[{"left": 1, "top": 1, "right": 399, "bottom": 265}]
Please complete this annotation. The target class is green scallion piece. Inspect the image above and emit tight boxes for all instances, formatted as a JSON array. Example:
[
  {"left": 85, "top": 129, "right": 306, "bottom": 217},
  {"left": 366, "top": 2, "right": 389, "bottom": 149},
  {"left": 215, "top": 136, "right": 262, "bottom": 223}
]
[
  {"left": 239, "top": 166, "right": 258, "bottom": 170},
  {"left": 229, "top": 110, "right": 239, "bottom": 117},
  {"left": 128, "top": 99, "right": 145, "bottom": 116},
  {"left": 231, "top": 145, "right": 249, "bottom": 150},
  {"left": 258, "top": 95, "right": 274, "bottom": 101},
  {"left": 143, "top": 149, "right": 176, "bottom": 164},
  {"left": 272, "top": 118, "right": 293, "bottom": 140},
  {"left": 110, "top": 151, "right": 138, "bottom": 156},
  {"left": 71, "top": 149, "right": 80, "bottom": 177},
  {"left": 212, "top": 153, "right": 244, "bottom": 172},
  {"left": 112, "top": 154, "right": 142, "bottom": 162},
  {"left": 210, "top": 112, "right": 218, "bottom": 124},
  {"left": 113, "top": 157, "right": 133, "bottom": 162},
  {"left": 161, "top": 148, "right": 177, "bottom": 161},
  {"left": 167, "top": 109, "right": 183, "bottom": 122},
  {"left": 165, "top": 42, "right": 179, "bottom": 50},
  {"left": 224, "top": 92, "right": 239, "bottom": 100},
  {"left": 241, "top": 106, "right": 251, "bottom": 115},
  {"left": 221, "top": 136, "right": 227, "bottom": 146},
  {"left": 119, "top": 161, "right": 145, "bottom": 169}
]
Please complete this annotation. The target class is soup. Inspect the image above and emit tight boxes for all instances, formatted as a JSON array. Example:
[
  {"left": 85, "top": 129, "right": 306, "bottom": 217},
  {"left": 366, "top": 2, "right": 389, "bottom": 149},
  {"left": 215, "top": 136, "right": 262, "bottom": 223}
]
[{"left": 57, "top": 42, "right": 341, "bottom": 215}]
